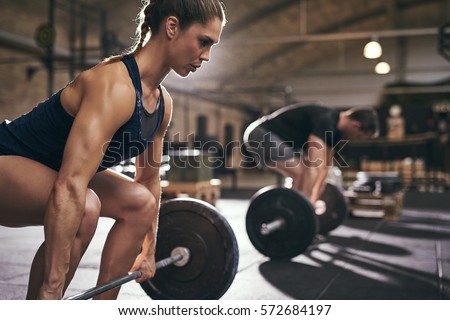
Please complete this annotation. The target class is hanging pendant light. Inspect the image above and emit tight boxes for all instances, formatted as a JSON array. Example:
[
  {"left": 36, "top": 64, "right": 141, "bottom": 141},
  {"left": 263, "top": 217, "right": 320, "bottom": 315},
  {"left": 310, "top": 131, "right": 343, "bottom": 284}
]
[
  {"left": 363, "top": 37, "right": 382, "bottom": 59},
  {"left": 375, "top": 61, "right": 391, "bottom": 74}
]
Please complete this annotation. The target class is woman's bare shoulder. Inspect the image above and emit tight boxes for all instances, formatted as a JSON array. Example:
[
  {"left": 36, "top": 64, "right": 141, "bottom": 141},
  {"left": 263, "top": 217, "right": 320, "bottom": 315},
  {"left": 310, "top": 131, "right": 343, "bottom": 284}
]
[
  {"left": 62, "top": 60, "right": 135, "bottom": 117},
  {"left": 79, "top": 61, "right": 132, "bottom": 93}
]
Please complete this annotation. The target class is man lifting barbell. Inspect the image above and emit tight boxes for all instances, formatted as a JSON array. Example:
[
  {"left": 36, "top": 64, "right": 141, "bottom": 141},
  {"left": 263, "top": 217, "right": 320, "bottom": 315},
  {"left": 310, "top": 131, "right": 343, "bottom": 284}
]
[
  {"left": 243, "top": 103, "right": 380, "bottom": 205},
  {"left": 0, "top": 0, "right": 227, "bottom": 300},
  {"left": 242, "top": 103, "right": 380, "bottom": 259}
]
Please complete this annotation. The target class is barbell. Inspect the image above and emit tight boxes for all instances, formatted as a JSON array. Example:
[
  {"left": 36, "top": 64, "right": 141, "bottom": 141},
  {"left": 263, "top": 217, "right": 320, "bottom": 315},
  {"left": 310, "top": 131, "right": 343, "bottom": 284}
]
[
  {"left": 65, "top": 198, "right": 239, "bottom": 300},
  {"left": 246, "top": 182, "right": 348, "bottom": 260}
]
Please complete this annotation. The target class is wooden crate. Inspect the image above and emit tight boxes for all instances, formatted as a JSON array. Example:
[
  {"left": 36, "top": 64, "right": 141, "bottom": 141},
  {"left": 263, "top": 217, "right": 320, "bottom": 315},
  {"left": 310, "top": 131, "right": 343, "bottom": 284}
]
[
  {"left": 161, "top": 179, "right": 221, "bottom": 206},
  {"left": 166, "top": 150, "right": 214, "bottom": 182},
  {"left": 344, "top": 190, "right": 405, "bottom": 221}
]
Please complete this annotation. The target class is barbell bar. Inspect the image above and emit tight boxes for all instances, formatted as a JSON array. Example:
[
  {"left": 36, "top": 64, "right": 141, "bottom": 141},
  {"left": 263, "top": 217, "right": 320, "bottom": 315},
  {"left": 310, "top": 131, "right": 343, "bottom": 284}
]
[
  {"left": 246, "top": 182, "right": 348, "bottom": 259},
  {"left": 141, "top": 198, "right": 239, "bottom": 300},
  {"left": 65, "top": 198, "right": 239, "bottom": 300},
  {"left": 260, "top": 217, "right": 286, "bottom": 235},
  {"left": 65, "top": 247, "right": 190, "bottom": 300},
  {"left": 259, "top": 200, "right": 328, "bottom": 236}
]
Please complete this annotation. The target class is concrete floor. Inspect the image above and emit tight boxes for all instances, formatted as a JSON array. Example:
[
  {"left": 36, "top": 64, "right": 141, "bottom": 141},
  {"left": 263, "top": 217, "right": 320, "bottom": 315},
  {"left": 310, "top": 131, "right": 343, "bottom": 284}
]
[{"left": 0, "top": 192, "right": 449, "bottom": 300}]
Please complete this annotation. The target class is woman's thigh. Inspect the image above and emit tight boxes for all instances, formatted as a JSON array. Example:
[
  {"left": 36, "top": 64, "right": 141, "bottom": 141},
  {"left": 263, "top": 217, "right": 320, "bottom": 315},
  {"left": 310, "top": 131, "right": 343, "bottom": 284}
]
[
  {"left": 0, "top": 156, "right": 57, "bottom": 227},
  {"left": 89, "top": 169, "right": 152, "bottom": 220}
]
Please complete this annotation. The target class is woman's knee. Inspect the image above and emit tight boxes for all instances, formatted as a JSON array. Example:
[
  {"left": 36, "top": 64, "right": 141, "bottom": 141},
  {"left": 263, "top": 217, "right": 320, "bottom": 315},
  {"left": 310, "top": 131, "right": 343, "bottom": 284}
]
[
  {"left": 123, "top": 184, "right": 157, "bottom": 227},
  {"left": 77, "top": 189, "right": 101, "bottom": 240}
]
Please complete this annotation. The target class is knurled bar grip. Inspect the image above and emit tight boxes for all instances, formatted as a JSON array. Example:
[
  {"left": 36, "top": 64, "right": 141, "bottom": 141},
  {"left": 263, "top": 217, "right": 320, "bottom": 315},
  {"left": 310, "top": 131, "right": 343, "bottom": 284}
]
[{"left": 65, "top": 253, "right": 183, "bottom": 300}]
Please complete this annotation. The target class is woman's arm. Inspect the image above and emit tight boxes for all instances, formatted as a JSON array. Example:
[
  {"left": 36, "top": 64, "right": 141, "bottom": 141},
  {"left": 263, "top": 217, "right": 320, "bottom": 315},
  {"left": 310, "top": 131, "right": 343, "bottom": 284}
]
[
  {"left": 40, "top": 68, "right": 135, "bottom": 299},
  {"left": 131, "top": 88, "right": 173, "bottom": 281}
]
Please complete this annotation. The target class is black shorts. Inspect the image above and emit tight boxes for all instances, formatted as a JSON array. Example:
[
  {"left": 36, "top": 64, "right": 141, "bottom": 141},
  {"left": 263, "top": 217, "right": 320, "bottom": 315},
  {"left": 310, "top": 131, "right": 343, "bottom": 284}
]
[
  {"left": 0, "top": 145, "right": 9, "bottom": 156},
  {"left": 243, "top": 120, "right": 302, "bottom": 167}
]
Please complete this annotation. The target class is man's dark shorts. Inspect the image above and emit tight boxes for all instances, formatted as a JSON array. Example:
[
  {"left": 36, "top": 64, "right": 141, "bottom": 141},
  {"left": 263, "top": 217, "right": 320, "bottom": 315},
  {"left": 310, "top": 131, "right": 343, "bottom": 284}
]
[{"left": 243, "top": 120, "right": 302, "bottom": 167}]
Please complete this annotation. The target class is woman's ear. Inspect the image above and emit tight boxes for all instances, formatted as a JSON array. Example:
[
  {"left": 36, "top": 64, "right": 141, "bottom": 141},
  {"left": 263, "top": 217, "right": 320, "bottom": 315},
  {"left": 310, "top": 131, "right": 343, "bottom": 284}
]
[{"left": 165, "top": 16, "right": 180, "bottom": 39}]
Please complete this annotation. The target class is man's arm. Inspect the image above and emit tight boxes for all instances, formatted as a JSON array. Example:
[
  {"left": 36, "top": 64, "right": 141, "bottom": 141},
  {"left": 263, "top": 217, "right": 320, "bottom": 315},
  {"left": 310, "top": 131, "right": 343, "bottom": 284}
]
[{"left": 303, "top": 134, "right": 334, "bottom": 204}]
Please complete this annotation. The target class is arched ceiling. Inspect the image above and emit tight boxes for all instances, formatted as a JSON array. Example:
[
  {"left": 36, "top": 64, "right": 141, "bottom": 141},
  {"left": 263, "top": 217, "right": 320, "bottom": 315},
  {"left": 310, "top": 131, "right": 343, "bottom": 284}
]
[{"left": 1, "top": 0, "right": 449, "bottom": 112}]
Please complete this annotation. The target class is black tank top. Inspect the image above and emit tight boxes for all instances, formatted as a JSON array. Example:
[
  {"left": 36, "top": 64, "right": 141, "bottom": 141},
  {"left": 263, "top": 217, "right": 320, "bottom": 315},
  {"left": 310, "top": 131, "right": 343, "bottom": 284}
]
[{"left": 0, "top": 55, "right": 165, "bottom": 172}]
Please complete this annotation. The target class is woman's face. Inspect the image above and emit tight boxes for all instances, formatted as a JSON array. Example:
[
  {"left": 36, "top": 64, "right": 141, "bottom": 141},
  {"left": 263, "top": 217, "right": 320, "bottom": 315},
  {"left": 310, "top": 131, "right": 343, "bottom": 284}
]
[{"left": 168, "top": 17, "right": 223, "bottom": 77}]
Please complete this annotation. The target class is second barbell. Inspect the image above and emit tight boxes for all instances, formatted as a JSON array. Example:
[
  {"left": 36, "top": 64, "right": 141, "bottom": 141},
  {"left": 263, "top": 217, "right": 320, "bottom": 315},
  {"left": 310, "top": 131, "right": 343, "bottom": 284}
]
[{"left": 246, "top": 182, "right": 348, "bottom": 260}]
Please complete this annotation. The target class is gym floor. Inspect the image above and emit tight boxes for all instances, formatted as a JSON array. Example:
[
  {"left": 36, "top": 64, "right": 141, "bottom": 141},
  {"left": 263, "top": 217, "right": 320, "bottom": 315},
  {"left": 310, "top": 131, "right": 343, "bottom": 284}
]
[{"left": 0, "top": 171, "right": 449, "bottom": 300}]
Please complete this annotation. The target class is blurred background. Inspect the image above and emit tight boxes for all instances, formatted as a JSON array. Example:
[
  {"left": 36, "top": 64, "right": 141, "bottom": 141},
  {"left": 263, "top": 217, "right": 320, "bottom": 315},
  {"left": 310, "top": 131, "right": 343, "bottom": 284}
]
[
  {"left": 1, "top": 0, "right": 450, "bottom": 301},
  {"left": 0, "top": 0, "right": 449, "bottom": 193}
]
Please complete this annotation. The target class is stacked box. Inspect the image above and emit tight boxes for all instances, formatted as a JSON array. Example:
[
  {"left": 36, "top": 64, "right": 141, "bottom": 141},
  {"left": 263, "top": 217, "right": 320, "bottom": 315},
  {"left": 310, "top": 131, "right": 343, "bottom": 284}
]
[
  {"left": 161, "top": 179, "right": 221, "bottom": 205},
  {"left": 344, "top": 190, "right": 405, "bottom": 221},
  {"left": 167, "top": 149, "right": 214, "bottom": 182}
]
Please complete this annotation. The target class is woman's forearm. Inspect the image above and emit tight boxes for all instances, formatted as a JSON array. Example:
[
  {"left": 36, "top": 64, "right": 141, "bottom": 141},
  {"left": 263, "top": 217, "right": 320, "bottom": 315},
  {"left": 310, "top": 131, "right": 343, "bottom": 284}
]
[
  {"left": 40, "top": 181, "right": 86, "bottom": 299},
  {"left": 139, "top": 179, "right": 161, "bottom": 256}
]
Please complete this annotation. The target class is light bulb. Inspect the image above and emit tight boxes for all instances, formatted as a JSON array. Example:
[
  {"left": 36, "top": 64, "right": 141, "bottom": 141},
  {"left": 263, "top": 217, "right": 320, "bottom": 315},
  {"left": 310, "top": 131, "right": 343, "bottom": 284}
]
[
  {"left": 363, "top": 40, "right": 382, "bottom": 59},
  {"left": 375, "top": 61, "right": 391, "bottom": 74}
]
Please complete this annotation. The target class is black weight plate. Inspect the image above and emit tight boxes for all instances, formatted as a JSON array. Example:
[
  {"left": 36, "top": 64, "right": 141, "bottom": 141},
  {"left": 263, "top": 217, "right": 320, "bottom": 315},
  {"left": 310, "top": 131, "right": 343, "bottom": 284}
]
[
  {"left": 140, "top": 198, "right": 239, "bottom": 300},
  {"left": 246, "top": 186, "right": 317, "bottom": 260},
  {"left": 356, "top": 171, "right": 400, "bottom": 181},
  {"left": 317, "top": 183, "right": 348, "bottom": 235},
  {"left": 353, "top": 172, "right": 403, "bottom": 194},
  {"left": 352, "top": 180, "right": 403, "bottom": 194}
]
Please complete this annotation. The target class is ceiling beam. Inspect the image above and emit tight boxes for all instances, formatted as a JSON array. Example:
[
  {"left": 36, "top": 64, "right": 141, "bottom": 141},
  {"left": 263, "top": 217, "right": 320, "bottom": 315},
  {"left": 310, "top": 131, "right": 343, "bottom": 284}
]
[
  {"left": 0, "top": 29, "right": 99, "bottom": 65},
  {"left": 0, "top": 30, "right": 68, "bottom": 58},
  {"left": 224, "top": 0, "right": 446, "bottom": 37},
  {"left": 222, "top": 27, "right": 438, "bottom": 46},
  {"left": 223, "top": 0, "right": 300, "bottom": 37},
  {"left": 221, "top": 0, "right": 446, "bottom": 83}
]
